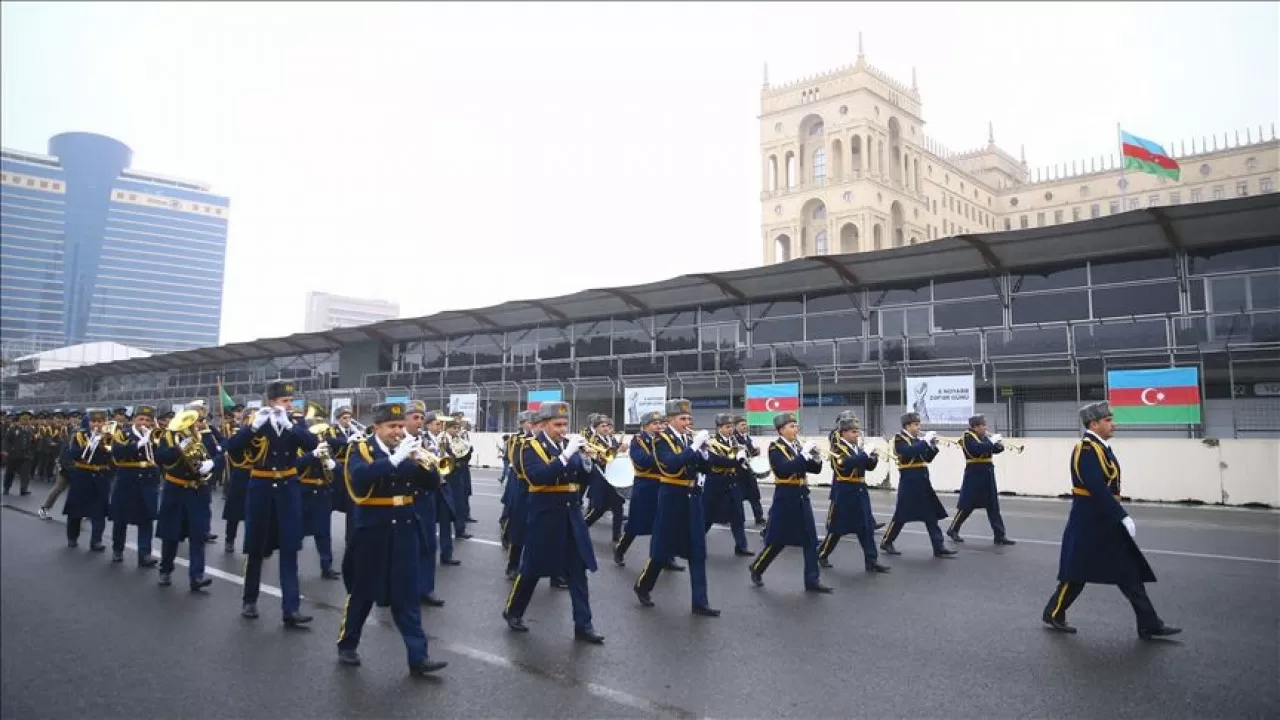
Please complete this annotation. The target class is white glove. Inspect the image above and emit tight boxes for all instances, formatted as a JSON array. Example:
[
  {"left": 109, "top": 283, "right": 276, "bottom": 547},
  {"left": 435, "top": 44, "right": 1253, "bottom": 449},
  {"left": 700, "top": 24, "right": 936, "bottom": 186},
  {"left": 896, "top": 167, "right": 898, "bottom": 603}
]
[
  {"left": 991, "top": 433, "right": 1004, "bottom": 443},
  {"left": 801, "top": 439, "right": 818, "bottom": 455},
  {"left": 564, "top": 435, "right": 586, "bottom": 455},
  {"left": 137, "top": 438, "right": 149, "bottom": 450},
  {"left": 735, "top": 449, "right": 747, "bottom": 461},
  {"left": 251, "top": 411, "right": 270, "bottom": 430},
  {"left": 324, "top": 459, "right": 337, "bottom": 471},
  {"left": 691, "top": 430, "right": 710, "bottom": 449},
  {"left": 311, "top": 447, "right": 327, "bottom": 458},
  {"left": 1122, "top": 516, "right": 1136, "bottom": 538},
  {"left": 198, "top": 459, "right": 214, "bottom": 475},
  {"left": 179, "top": 436, "right": 194, "bottom": 450},
  {"left": 390, "top": 436, "right": 419, "bottom": 467},
  {"left": 924, "top": 431, "right": 938, "bottom": 443}
]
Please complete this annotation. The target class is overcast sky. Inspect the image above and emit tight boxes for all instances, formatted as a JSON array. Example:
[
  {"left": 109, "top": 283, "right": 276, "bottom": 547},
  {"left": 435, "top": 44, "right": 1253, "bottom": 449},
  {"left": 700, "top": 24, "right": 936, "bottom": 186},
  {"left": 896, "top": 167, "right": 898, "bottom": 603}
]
[{"left": 2, "top": 1, "right": 1276, "bottom": 345}]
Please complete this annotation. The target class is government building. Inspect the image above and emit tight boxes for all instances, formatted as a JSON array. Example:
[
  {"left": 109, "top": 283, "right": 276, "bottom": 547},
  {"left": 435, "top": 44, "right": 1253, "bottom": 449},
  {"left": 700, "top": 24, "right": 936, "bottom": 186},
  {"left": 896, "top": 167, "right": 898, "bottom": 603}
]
[{"left": 759, "top": 42, "right": 1279, "bottom": 263}]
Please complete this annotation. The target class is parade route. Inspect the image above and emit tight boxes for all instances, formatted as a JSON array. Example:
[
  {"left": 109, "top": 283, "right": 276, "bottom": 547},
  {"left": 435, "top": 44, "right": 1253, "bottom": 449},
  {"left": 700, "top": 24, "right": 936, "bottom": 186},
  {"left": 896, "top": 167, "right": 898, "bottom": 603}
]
[{"left": 3, "top": 470, "right": 1278, "bottom": 719}]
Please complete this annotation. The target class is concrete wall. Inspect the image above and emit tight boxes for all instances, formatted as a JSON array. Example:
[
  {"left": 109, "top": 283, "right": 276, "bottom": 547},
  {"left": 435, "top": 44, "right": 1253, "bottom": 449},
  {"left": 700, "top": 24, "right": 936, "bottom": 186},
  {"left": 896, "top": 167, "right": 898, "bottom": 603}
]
[{"left": 464, "top": 433, "right": 1280, "bottom": 508}]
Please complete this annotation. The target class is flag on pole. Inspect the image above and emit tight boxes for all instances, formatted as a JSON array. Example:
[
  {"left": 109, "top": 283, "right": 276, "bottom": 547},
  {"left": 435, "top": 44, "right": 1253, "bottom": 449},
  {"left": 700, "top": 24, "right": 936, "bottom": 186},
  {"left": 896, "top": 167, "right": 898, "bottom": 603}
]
[
  {"left": 744, "top": 382, "right": 800, "bottom": 426},
  {"left": 1119, "top": 130, "right": 1181, "bottom": 181},
  {"left": 217, "top": 376, "right": 234, "bottom": 411},
  {"left": 1107, "top": 367, "right": 1201, "bottom": 424},
  {"left": 527, "top": 389, "right": 562, "bottom": 412}
]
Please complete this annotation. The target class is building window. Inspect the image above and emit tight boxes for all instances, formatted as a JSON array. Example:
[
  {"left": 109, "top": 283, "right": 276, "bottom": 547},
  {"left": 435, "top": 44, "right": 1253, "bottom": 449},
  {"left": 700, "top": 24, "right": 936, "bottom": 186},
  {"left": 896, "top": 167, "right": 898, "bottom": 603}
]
[
  {"left": 1004, "top": 218, "right": 1012, "bottom": 231},
  {"left": 1148, "top": 194, "right": 1160, "bottom": 207},
  {"left": 1109, "top": 201, "right": 1120, "bottom": 214},
  {"left": 1090, "top": 203, "right": 1101, "bottom": 218},
  {"left": 1036, "top": 212, "right": 1045, "bottom": 227},
  {"left": 1236, "top": 181, "right": 1248, "bottom": 197},
  {"left": 814, "top": 230, "right": 828, "bottom": 255},
  {"left": 128, "top": 194, "right": 137, "bottom": 200},
  {"left": 1190, "top": 188, "right": 1203, "bottom": 202},
  {"left": 115, "top": 192, "right": 124, "bottom": 199},
  {"left": 813, "top": 149, "right": 827, "bottom": 183},
  {"left": 1054, "top": 210, "right": 1063, "bottom": 224},
  {"left": 1079, "top": 186, "right": 1090, "bottom": 197},
  {"left": 1170, "top": 191, "right": 1181, "bottom": 204},
  {"left": 812, "top": 204, "right": 826, "bottom": 220},
  {"left": 1212, "top": 185, "right": 1224, "bottom": 200},
  {"left": 1072, "top": 207, "right": 1081, "bottom": 222},
  {"left": 52, "top": 182, "right": 61, "bottom": 190},
  {"left": 1019, "top": 215, "right": 1029, "bottom": 229},
  {"left": 1262, "top": 177, "right": 1275, "bottom": 193},
  {"left": 1127, "top": 198, "right": 1140, "bottom": 210},
  {"left": 39, "top": 180, "right": 48, "bottom": 188},
  {"left": 809, "top": 121, "right": 824, "bottom": 136}
]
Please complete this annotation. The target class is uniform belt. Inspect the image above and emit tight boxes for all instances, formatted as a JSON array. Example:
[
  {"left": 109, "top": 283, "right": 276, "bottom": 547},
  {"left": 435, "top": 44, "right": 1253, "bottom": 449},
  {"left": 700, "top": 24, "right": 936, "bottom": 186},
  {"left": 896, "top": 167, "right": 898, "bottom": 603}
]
[
  {"left": 708, "top": 468, "right": 737, "bottom": 475},
  {"left": 114, "top": 461, "right": 153, "bottom": 469},
  {"left": 659, "top": 477, "right": 693, "bottom": 487},
  {"left": 300, "top": 477, "right": 329, "bottom": 486},
  {"left": 524, "top": 481, "right": 581, "bottom": 491},
  {"left": 897, "top": 462, "right": 927, "bottom": 470},
  {"left": 356, "top": 494, "right": 414, "bottom": 507},
  {"left": 250, "top": 467, "right": 298, "bottom": 479},
  {"left": 965, "top": 458, "right": 993, "bottom": 464},
  {"left": 74, "top": 462, "right": 110, "bottom": 472},
  {"left": 1071, "top": 486, "right": 1120, "bottom": 498},
  {"left": 834, "top": 476, "right": 865, "bottom": 484},
  {"left": 635, "top": 471, "right": 662, "bottom": 481},
  {"left": 774, "top": 476, "right": 806, "bottom": 486},
  {"left": 164, "top": 473, "right": 201, "bottom": 489}
]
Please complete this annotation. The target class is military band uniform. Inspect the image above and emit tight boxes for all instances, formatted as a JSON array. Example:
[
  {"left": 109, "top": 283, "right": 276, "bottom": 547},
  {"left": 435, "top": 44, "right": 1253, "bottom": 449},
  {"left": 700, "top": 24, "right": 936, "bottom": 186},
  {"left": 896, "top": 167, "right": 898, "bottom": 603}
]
[
  {"left": 224, "top": 381, "right": 318, "bottom": 624},
  {"left": 295, "top": 429, "right": 344, "bottom": 580},
  {"left": 109, "top": 406, "right": 161, "bottom": 567},
  {"left": 423, "top": 415, "right": 459, "bottom": 564},
  {"left": 947, "top": 415, "right": 1015, "bottom": 545},
  {"left": 1042, "top": 402, "right": 1181, "bottom": 639},
  {"left": 613, "top": 412, "right": 678, "bottom": 570},
  {"left": 700, "top": 413, "right": 751, "bottom": 556},
  {"left": 732, "top": 417, "right": 766, "bottom": 524},
  {"left": 501, "top": 416, "right": 535, "bottom": 579},
  {"left": 337, "top": 402, "right": 448, "bottom": 675},
  {"left": 2, "top": 410, "right": 36, "bottom": 495},
  {"left": 879, "top": 413, "right": 957, "bottom": 558},
  {"left": 583, "top": 416, "right": 626, "bottom": 544},
  {"left": 154, "top": 419, "right": 224, "bottom": 590},
  {"left": 61, "top": 411, "right": 115, "bottom": 550},
  {"left": 818, "top": 420, "right": 888, "bottom": 573},
  {"left": 502, "top": 402, "right": 604, "bottom": 643},
  {"left": 633, "top": 400, "right": 719, "bottom": 615},
  {"left": 408, "top": 425, "right": 444, "bottom": 606},
  {"left": 222, "top": 417, "right": 253, "bottom": 555},
  {"left": 749, "top": 413, "right": 832, "bottom": 593},
  {"left": 445, "top": 417, "right": 475, "bottom": 536}
]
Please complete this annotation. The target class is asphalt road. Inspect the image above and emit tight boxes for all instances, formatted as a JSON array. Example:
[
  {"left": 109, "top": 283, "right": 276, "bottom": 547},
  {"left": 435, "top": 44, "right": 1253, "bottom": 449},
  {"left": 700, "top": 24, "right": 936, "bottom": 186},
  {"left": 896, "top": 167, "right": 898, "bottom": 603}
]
[{"left": 3, "top": 469, "right": 1278, "bottom": 719}]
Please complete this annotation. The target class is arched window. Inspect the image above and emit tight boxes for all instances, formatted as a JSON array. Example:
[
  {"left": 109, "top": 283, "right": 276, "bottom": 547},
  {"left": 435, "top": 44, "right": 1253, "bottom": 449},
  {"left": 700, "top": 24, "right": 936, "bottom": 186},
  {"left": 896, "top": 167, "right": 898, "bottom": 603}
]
[{"left": 814, "top": 230, "right": 828, "bottom": 255}]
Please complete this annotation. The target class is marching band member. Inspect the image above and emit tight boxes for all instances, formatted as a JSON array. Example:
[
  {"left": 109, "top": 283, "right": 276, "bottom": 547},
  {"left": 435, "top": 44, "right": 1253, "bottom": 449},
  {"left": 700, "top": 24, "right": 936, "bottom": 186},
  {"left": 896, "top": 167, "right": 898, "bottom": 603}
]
[
  {"left": 879, "top": 413, "right": 957, "bottom": 558},
  {"left": 701, "top": 413, "right": 752, "bottom": 557},
  {"left": 338, "top": 402, "right": 449, "bottom": 675},
  {"left": 583, "top": 415, "right": 627, "bottom": 544},
  {"left": 732, "top": 416, "right": 766, "bottom": 525},
  {"left": 32, "top": 411, "right": 59, "bottom": 487},
  {"left": 1042, "top": 402, "right": 1181, "bottom": 639},
  {"left": 295, "top": 419, "right": 343, "bottom": 580},
  {"left": 189, "top": 400, "right": 221, "bottom": 542},
  {"left": 444, "top": 416, "right": 476, "bottom": 535},
  {"left": 108, "top": 405, "right": 161, "bottom": 567},
  {"left": 829, "top": 410, "right": 884, "bottom": 531},
  {"left": 154, "top": 407, "right": 224, "bottom": 590},
  {"left": 613, "top": 411, "right": 679, "bottom": 570},
  {"left": 423, "top": 411, "right": 464, "bottom": 560},
  {"left": 36, "top": 411, "right": 73, "bottom": 518},
  {"left": 818, "top": 417, "right": 890, "bottom": 573},
  {"left": 502, "top": 411, "right": 540, "bottom": 580},
  {"left": 61, "top": 409, "right": 115, "bottom": 551},
  {"left": 404, "top": 402, "right": 446, "bottom": 607},
  {"left": 502, "top": 401, "right": 605, "bottom": 643},
  {"left": 222, "top": 407, "right": 254, "bottom": 553},
  {"left": 947, "top": 415, "right": 1016, "bottom": 546},
  {"left": 330, "top": 406, "right": 358, "bottom": 563},
  {"left": 748, "top": 413, "right": 832, "bottom": 593},
  {"left": 225, "top": 381, "right": 318, "bottom": 625},
  {"left": 633, "top": 399, "right": 719, "bottom": 616},
  {"left": 450, "top": 411, "right": 477, "bottom": 525},
  {"left": 499, "top": 411, "right": 534, "bottom": 557}
]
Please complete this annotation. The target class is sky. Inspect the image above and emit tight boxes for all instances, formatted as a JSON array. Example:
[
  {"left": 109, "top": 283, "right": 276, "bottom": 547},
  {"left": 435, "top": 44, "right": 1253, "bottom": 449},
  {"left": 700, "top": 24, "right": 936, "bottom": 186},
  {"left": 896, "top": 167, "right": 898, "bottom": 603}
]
[{"left": 2, "top": 1, "right": 1277, "bottom": 346}]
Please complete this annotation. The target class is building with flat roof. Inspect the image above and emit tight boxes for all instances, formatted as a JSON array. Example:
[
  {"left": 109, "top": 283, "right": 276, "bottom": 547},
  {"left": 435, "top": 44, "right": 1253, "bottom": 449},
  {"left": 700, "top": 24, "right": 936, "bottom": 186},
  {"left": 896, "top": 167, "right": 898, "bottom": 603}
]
[
  {"left": 1, "top": 133, "right": 230, "bottom": 357},
  {"left": 304, "top": 291, "right": 399, "bottom": 333},
  {"left": 759, "top": 40, "right": 1279, "bottom": 263},
  {"left": 12, "top": 195, "right": 1280, "bottom": 438}
]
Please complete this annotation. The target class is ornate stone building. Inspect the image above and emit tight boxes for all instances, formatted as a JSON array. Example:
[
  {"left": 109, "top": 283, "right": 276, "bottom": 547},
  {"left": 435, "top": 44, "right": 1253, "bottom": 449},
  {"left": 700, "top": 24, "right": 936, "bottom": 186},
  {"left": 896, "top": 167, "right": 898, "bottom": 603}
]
[{"left": 760, "top": 38, "right": 1279, "bottom": 263}]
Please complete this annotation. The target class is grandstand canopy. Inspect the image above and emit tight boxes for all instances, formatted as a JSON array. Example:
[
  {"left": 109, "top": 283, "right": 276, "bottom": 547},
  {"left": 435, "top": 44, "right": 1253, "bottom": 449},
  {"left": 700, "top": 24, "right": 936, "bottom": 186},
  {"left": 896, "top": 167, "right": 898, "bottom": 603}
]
[{"left": 19, "top": 194, "right": 1280, "bottom": 383}]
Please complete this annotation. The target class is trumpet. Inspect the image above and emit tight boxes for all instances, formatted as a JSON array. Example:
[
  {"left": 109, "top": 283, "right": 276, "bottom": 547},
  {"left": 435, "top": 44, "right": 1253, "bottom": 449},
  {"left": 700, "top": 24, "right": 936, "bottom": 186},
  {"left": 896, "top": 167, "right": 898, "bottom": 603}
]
[
  {"left": 797, "top": 437, "right": 830, "bottom": 462},
  {"left": 345, "top": 419, "right": 367, "bottom": 437},
  {"left": 935, "top": 436, "right": 965, "bottom": 449},
  {"left": 999, "top": 439, "right": 1026, "bottom": 454}
]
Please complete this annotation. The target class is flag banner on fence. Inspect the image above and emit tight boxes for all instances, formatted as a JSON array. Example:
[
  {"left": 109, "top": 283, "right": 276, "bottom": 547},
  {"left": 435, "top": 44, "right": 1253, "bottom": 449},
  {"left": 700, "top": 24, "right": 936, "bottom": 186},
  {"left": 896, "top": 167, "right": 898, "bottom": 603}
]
[
  {"left": 1107, "top": 367, "right": 1201, "bottom": 424},
  {"left": 527, "top": 389, "right": 562, "bottom": 412},
  {"left": 384, "top": 395, "right": 410, "bottom": 405},
  {"left": 449, "top": 393, "right": 478, "bottom": 421},
  {"left": 624, "top": 386, "right": 666, "bottom": 426},
  {"left": 1120, "top": 130, "right": 1181, "bottom": 181},
  {"left": 905, "top": 374, "right": 976, "bottom": 425},
  {"left": 329, "top": 397, "right": 352, "bottom": 423},
  {"left": 744, "top": 382, "right": 800, "bottom": 425}
]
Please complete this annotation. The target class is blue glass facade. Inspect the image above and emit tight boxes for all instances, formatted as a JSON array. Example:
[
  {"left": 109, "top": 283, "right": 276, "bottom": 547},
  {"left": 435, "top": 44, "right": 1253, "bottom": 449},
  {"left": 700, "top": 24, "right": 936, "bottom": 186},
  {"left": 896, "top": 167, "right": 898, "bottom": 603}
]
[{"left": 0, "top": 133, "right": 229, "bottom": 355}]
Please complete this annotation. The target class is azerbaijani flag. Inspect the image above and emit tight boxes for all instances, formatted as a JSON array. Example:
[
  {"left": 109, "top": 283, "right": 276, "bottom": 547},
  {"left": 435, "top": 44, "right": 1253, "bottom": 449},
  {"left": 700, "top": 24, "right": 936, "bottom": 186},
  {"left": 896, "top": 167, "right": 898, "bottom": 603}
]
[
  {"left": 527, "top": 389, "right": 562, "bottom": 412},
  {"left": 744, "top": 382, "right": 800, "bottom": 426},
  {"left": 1120, "top": 130, "right": 1181, "bottom": 181},
  {"left": 1107, "top": 367, "right": 1201, "bottom": 425}
]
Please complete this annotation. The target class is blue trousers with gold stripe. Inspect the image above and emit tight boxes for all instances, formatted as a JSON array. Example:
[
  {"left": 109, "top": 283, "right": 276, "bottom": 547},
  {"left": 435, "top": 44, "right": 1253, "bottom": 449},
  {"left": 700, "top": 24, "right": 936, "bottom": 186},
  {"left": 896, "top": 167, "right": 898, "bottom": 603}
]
[{"left": 337, "top": 594, "right": 428, "bottom": 666}]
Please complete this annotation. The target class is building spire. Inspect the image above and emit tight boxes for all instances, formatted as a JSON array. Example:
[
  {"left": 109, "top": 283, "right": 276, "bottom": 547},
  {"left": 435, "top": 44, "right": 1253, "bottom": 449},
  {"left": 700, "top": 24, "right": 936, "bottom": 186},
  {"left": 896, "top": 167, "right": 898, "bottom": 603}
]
[
  {"left": 857, "top": 32, "right": 865, "bottom": 61},
  {"left": 988, "top": 121, "right": 995, "bottom": 144},
  {"left": 762, "top": 61, "right": 769, "bottom": 88},
  {"left": 911, "top": 66, "right": 918, "bottom": 91},
  {"left": 1020, "top": 144, "right": 1026, "bottom": 165}
]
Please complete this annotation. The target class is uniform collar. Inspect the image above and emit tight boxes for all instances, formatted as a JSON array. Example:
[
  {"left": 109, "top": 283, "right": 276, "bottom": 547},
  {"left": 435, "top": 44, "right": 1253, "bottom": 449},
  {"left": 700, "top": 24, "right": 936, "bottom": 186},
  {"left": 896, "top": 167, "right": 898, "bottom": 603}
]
[{"left": 1084, "top": 430, "right": 1111, "bottom": 448}]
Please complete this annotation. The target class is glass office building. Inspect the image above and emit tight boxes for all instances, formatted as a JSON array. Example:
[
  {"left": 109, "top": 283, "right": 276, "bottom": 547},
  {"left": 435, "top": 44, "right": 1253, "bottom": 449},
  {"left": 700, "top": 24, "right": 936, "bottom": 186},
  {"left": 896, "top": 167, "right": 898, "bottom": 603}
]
[{"left": 0, "top": 133, "right": 229, "bottom": 356}]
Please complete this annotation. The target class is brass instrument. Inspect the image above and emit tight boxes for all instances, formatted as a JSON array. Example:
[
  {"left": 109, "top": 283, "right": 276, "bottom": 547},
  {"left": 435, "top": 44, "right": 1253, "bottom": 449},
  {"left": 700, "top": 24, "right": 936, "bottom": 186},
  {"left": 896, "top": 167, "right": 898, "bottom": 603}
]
[
  {"left": 82, "top": 420, "right": 119, "bottom": 460},
  {"left": 797, "top": 437, "right": 830, "bottom": 462},
  {"left": 168, "top": 409, "right": 212, "bottom": 483},
  {"left": 303, "top": 401, "right": 326, "bottom": 422},
  {"left": 345, "top": 419, "right": 367, "bottom": 437},
  {"left": 414, "top": 434, "right": 454, "bottom": 476},
  {"left": 445, "top": 432, "right": 472, "bottom": 459},
  {"left": 936, "top": 436, "right": 964, "bottom": 449},
  {"left": 999, "top": 439, "right": 1026, "bottom": 454},
  {"left": 581, "top": 435, "right": 617, "bottom": 465},
  {"left": 307, "top": 423, "right": 334, "bottom": 484}
]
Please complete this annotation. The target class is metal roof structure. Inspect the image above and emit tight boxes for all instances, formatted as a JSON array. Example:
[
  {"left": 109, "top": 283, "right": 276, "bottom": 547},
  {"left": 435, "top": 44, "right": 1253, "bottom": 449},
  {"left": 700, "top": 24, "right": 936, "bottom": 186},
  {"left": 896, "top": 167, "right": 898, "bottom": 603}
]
[{"left": 19, "top": 194, "right": 1280, "bottom": 383}]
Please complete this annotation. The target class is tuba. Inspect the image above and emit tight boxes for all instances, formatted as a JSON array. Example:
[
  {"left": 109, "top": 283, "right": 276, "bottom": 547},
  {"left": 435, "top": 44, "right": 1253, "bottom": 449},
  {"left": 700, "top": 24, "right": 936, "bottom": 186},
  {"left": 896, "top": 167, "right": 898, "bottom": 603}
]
[{"left": 168, "top": 409, "right": 212, "bottom": 483}]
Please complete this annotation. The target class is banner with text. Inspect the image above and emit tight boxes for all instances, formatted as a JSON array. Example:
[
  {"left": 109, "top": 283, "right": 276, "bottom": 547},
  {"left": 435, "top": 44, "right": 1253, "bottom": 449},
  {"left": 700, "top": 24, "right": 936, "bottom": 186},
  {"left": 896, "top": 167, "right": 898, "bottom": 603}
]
[
  {"left": 623, "top": 386, "right": 667, "bottom": 425},
  {"left": 449, "top": 393, "right": 478, "bottom": 421},
  {"left": 527, "top": 389, "right": 562, "bottom": 411},
  {"left": 904, "top": 374, "right": 975, "bottom": 425},
  {"left": 330, "top": 397, "right": 352, "bottom": 423}
]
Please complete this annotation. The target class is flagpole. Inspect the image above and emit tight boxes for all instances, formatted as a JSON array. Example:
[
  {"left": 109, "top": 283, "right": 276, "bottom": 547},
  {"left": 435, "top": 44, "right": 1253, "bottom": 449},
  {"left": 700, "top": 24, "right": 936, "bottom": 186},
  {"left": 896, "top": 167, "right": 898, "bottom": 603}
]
[{"left": 1117, "top": 121, "right": 1127, "bottom": 212}]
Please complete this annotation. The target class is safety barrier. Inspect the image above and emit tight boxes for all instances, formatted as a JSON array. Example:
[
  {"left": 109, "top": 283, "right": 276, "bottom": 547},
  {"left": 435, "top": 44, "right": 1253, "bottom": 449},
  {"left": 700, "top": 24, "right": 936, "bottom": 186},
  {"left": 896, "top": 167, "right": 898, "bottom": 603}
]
[{"left": 465, "top": 434, "right": 1279, "bottom": 508}]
